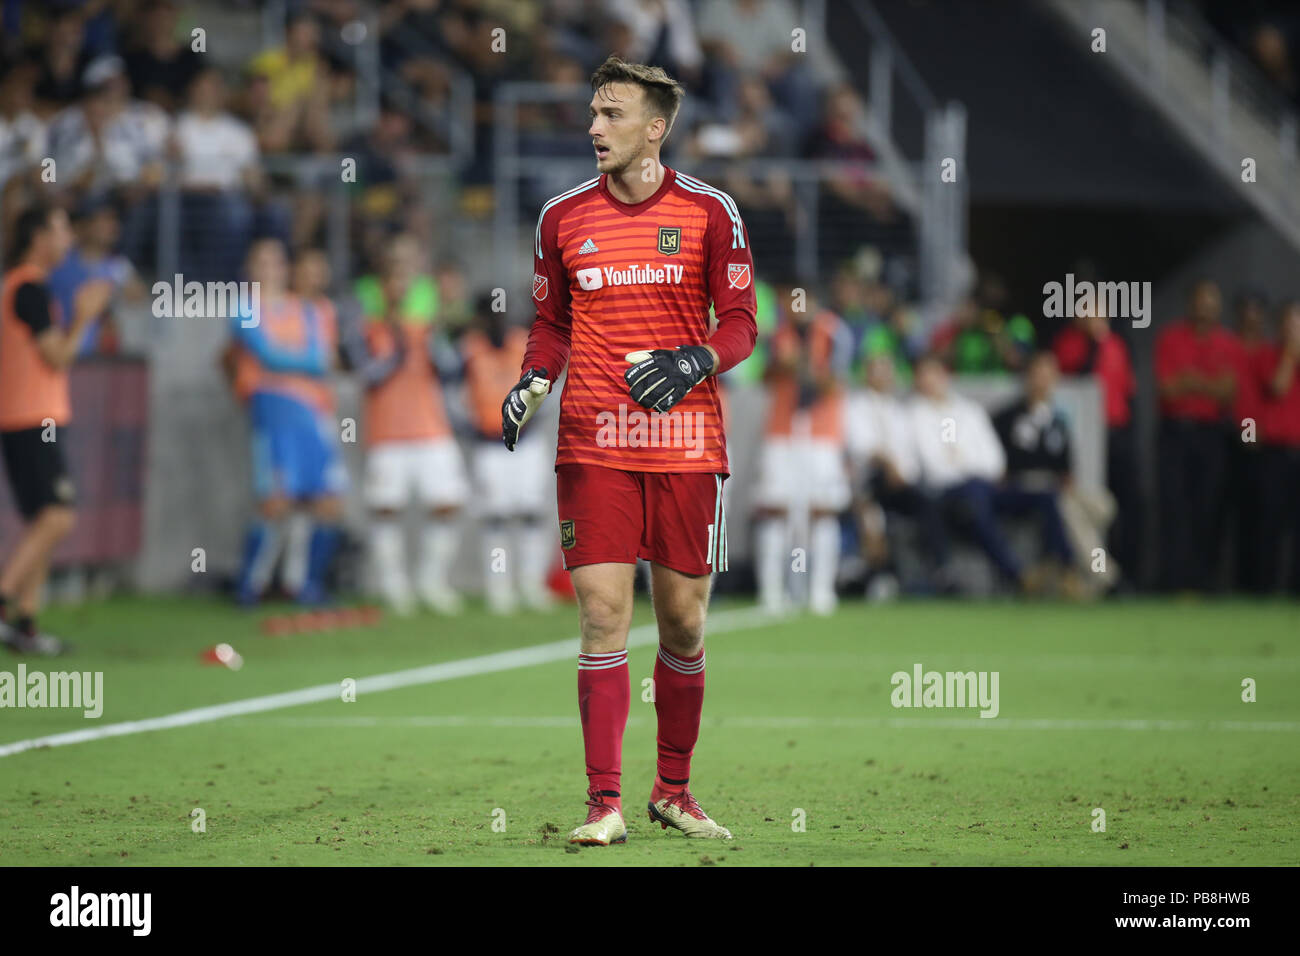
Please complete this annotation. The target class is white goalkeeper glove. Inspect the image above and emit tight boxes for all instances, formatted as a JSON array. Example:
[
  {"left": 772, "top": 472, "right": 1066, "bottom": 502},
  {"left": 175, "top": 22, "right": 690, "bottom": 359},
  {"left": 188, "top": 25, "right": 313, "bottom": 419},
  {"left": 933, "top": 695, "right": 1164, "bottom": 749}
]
[{"left": 502, "top": 366, "right": 550, "bottom": 451}]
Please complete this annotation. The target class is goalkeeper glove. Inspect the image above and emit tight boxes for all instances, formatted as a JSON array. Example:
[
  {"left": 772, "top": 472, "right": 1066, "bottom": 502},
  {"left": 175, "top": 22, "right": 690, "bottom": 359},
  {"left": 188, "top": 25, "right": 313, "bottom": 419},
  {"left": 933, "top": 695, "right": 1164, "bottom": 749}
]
[
  {"left": 623, "top": 345, "right": 715, "bottom": 413},
  {"left": 501, "top": 366, "right": 550, "bottom": 451}
]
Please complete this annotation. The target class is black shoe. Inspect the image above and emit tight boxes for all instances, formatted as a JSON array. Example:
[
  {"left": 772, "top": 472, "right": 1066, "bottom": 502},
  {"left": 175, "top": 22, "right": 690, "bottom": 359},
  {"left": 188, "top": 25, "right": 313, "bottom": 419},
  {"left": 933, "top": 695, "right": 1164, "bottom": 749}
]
[{"left": 1, "top": 620, "right": 70, "bottom": 656}]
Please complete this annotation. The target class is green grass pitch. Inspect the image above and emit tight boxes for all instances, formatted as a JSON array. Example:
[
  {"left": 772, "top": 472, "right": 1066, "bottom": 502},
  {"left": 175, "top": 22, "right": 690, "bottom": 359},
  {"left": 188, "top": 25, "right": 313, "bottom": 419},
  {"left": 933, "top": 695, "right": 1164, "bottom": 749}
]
[{"left": 1, "top": 596, "right": 1296, "bottom": 866}]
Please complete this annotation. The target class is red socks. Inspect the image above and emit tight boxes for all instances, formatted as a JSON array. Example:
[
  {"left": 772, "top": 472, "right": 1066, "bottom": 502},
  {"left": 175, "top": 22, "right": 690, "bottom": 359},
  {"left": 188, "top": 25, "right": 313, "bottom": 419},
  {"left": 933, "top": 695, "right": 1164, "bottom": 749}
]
[
  {"left": 578, "top": 645, "right": 707, "bottom": 809},
  {"left": 577, "top": 650, "right": 629, "bottom": 811},
  {"left": 653, "top": 646, "right": 706, "bottom": 790}
]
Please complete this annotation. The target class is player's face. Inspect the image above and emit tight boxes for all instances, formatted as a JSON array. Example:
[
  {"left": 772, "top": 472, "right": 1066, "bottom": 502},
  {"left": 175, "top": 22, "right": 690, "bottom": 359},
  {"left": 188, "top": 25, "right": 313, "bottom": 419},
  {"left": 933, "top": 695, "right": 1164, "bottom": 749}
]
[
  {"left": 865, "top": 354, "right": 895, "bottom": 393},
  {"left": 293, "top": 253, "right": 329, "bottom": 297},
  {"left": 41, "top": 209, "right": 74, "bottom": 262},
  {"left": 1027, "top": 355, "right": 1057, "bottom": 397},
  {"left": 247, "top": 241, "right": 288, "bottom": 291},
  {"left": 915, "top": 360, "right": 947, "bottom": 399},
  {"left": 589, "top": 82, "right": 651, "bottom": 175}
]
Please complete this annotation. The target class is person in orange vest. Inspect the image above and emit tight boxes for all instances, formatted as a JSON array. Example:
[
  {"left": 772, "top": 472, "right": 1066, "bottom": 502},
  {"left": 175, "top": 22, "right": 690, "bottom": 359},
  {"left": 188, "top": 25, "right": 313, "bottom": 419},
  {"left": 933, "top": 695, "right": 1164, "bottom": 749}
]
[
  {"left": 230, "top": 239, "right": 345, "bottom": 605},
  {"left": 356, "top": 235, "right": 467, "bottom": 614},
  {"left": 0, "top": 204, "right": 112, "bottom": 654},
  {"left": 461, "top": 297, "right": 552, "bottom": 613},
  {"left": 751, "top": 284, "right": 854, "bottom": 615}
]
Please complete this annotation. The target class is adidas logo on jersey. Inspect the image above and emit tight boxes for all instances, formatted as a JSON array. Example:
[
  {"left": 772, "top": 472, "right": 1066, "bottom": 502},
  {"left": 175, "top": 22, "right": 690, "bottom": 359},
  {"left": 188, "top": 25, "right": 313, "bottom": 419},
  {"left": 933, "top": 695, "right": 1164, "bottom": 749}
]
[{"left": 578, "top": 238, "right": 599, "bottom": 255}]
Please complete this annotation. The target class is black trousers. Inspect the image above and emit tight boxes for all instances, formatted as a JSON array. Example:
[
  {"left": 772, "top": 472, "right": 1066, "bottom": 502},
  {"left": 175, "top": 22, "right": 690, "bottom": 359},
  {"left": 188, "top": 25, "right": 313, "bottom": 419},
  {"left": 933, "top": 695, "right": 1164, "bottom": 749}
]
[
  {"left": 1157, "top": 419, "right": 1229, "bottom": 591},
  {"left": 1106, "top": 424, "right": 1142, "bottom": 585},
  {"left": 1255, "top": 445, "right": 1300, "bottom": 594}
]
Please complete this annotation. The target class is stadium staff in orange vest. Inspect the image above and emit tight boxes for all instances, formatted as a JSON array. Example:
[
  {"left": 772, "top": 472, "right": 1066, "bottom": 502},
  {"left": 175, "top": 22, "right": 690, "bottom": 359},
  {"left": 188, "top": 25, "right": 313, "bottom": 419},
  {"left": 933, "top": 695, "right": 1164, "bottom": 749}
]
[{"left": 0, "top": 204, "right": 112, "bottom": 654}]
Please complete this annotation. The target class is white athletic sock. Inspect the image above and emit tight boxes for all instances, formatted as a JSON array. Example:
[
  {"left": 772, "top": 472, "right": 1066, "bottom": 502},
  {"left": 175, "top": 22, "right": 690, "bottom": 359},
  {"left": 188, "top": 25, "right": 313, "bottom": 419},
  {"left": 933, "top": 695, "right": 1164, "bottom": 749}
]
[
  {"left": 370, "top": 519, "right": 411, "bottom": 612},
  {"left": 756, "top": 516, "right": 789, "bottom": 611},
  {"left": 282, "top": 512, "right": 311, "bottom": 596},
  {"left": 810, "top": 515, "right": 840, "bottom": 611},
  {"left": 247, "top": 519, "right": 285, "bottom": 597},
  {"left": 517, "top": 518, "right": 553, "bottom": 601},
  {"left": 418, "top": 517, "right": 460, "bottom": 595},
  {"left": 481, "top": 521, "right": 514, "bottom": 611}
]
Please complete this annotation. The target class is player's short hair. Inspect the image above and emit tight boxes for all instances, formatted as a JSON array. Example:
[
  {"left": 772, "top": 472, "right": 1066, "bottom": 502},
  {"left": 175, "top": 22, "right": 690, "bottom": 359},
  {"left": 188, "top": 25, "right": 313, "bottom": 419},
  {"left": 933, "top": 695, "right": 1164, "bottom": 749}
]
[
  {"left": 590, "top": 55, "right": 685, "bottom": 142},
  {"left": 9, "top": 203, "right": 59, "bottom": 264}
]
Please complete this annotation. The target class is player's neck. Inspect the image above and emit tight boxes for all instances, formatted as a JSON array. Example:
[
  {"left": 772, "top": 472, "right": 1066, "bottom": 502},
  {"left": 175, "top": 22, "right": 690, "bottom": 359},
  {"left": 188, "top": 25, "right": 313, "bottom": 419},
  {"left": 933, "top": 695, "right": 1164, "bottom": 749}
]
[{"left": 605, "top": 158, "right": 666, "bottom": 205}]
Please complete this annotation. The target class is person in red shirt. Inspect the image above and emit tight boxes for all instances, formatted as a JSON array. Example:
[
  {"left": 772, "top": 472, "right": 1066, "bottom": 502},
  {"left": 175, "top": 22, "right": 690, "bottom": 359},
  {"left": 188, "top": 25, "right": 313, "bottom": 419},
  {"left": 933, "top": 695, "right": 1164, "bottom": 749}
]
[
  {"left": 1153, "top": 279, "right": 1238, "bottom": 591},
  {"left": 1253, "top": 302, "right": 1300, "bottom": 593},
  {"left": 1053, "top": 303, "right": 1140, "bottom": 587},
  {"left": 1226, "top": 293, "right": 1271, "bottom": 593},
  {"left": 500, "top": 57, "right": 757, "bottom": 846}
]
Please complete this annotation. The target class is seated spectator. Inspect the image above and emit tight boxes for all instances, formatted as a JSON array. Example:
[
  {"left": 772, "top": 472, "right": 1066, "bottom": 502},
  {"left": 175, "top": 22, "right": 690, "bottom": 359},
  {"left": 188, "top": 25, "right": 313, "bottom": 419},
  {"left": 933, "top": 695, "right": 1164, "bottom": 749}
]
[
  {"left": 931, "top": 273, "right": 1035, "bottom": 374},
  {"left": 606, "top": 0, "right": 703, "bottom": 88},
  {"left": 1251, "top": 302, "right": 1300, "bottom": 594},
  {"left": 909, "top": 353, "right": 1075, "bottom": 594},
  {"left": 846, "top": 353, "right": 949, "bottom": 596},
  {"left": 994, "top": 351, "right": 1106, "bottom": 595},
  {"left": 47, "top": 54, "right": 169, "bottom": 199},
  {"left": 689, "top": 75, "right": 798, "bottom": 250},
  {"left": 0, "top": 61, "right": 46, "bottom": 213},
  {"left": 47, "top": 195, "right": 146, "bottom": 358},
  {"left": 246, "top": 13, "right": 334, "bottom": 153},
  {"left": 124, "top": 0, "right": 204, "bottom": 113},
  {"left": 1052, "top": 302, "right": 1140, "bottom": 585},
  {"left": 697, "top": 0, "right": 825, "bottom": 134},
  {"left": 31, "top": 10, "right": 92, "bottom": 114},
  {"left": 174, "top": 67, "right": 287, "bottom": 281},
  {"left": 46, "top": 55, "right": 169, "bottom": 271}
]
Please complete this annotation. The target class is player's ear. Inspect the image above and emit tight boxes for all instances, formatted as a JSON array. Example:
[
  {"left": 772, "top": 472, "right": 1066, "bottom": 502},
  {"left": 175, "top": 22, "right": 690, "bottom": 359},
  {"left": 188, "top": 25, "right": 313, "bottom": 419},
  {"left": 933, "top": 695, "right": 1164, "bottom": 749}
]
[{"left": 646, "top": 114, "right": 666, "bottom": 145}]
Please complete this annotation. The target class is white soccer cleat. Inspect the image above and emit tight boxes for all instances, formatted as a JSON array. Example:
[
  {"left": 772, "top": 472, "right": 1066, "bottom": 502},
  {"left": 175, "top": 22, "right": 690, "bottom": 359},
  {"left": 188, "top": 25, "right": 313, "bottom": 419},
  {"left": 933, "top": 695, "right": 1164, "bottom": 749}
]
[
  {"left": 648, "top": 788, "right": 732, "bottom": 839},
  {"left": 418, "top": 582, "right": 463, "bottom": 615},
  {"left": 569, "top": 792, "right": 627, "bottom": 846}
]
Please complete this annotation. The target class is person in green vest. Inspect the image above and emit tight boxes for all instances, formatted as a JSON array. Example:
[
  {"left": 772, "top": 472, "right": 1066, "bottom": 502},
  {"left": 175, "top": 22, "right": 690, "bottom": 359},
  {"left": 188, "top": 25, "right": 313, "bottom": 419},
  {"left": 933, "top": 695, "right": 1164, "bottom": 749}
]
[
  {"left": 354, "top": 233, "right": 438, "bottom": 327},
  {"left": 858, "top": 302, "right": 921, "bottom": 388}
]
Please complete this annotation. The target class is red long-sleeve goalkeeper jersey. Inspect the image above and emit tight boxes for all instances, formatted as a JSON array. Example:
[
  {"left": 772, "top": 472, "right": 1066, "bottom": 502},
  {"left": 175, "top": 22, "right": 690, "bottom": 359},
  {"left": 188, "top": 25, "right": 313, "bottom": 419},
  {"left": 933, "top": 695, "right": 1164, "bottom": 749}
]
[{"left": 522, "top": 167, "right": 758, "bottom": 474}]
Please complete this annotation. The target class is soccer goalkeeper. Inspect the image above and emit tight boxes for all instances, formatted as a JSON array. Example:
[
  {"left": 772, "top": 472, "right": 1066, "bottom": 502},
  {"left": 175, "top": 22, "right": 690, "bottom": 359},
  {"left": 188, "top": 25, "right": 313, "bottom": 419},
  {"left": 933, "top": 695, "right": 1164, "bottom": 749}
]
[{"left": 501, "top": 56, "right": 757, "bottom": 845}]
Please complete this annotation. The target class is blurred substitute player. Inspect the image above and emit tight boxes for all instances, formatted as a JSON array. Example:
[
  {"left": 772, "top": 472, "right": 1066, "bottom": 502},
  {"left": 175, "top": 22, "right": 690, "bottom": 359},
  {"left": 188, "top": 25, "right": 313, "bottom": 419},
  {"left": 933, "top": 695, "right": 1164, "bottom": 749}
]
[
  {"left": 461, "top": 297, "right": 552, "bottom": 613},
  {"left": 752, "top": 286, "right": 853, "bottom": 616},
  {"left": 0, "top": 205, "right": 110, "bottom": 654},
  {"left": 231, "top": 239, "right": 345, "bottom": 605},
  {"left": 360, "top": 235, "right": 468, "bottom": 615},
  {"left": 500, "top": 57, "right": 757, "bottom": 845}
]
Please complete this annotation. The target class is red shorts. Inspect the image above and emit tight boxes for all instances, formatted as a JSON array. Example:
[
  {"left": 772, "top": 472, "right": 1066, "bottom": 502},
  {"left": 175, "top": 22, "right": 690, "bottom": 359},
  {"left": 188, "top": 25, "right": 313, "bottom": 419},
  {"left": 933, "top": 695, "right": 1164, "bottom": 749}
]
[{"left": 555, "top": 463, "right": 728, "bottom": 576}]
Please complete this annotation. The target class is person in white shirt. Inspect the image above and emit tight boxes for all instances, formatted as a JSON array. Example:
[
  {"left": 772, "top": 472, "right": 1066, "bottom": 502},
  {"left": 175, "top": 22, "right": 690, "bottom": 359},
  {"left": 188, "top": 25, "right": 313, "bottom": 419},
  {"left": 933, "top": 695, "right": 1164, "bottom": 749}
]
[
  {"left": 846, "top": 353, "right": 952, "bottom": 594},
  {"left": 173, "top": 67, "right": 270, "bottom": 280},
  {"left": 908, "top": 353, "right": 1066, "bottom": 591},
  {"left": 0, "top": 64, "right": 47, "bottom": 189}
]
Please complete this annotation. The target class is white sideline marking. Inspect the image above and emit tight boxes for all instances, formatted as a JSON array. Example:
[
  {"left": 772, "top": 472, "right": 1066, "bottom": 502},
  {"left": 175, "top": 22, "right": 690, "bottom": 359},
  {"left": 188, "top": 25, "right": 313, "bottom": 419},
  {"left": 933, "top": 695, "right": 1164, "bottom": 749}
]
[
  {"left": 0, "top": 606, "right": 781, "bottom": 759},
  {"left": 248, "top": 715, "right": 1300, "bottom": 733}
]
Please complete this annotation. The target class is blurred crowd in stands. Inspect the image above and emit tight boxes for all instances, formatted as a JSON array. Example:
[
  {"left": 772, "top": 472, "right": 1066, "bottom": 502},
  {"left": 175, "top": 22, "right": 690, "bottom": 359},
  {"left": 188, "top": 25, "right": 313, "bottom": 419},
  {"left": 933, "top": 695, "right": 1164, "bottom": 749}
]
[{"left": 1, "top": 0, "right": 1298, "bottom": 616}]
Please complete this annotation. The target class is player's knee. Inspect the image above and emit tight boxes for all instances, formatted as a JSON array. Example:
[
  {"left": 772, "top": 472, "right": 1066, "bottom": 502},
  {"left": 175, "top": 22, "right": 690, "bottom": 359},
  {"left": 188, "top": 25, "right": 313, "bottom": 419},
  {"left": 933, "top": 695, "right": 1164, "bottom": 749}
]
[
  {"left": 313, "top": 496, "right": 343, "bottom": 521},
  {"left": 261, "top": 496, "right": 291, "bottom": 520},
  {"left": 658, "top": 604, "right": 706, "bottom": 657},
  {"left": 578, "top": 591, "right": 630, "bottom": 647},
  {"left": 40, "top": 506, "right": 76, "bottom": 539}
]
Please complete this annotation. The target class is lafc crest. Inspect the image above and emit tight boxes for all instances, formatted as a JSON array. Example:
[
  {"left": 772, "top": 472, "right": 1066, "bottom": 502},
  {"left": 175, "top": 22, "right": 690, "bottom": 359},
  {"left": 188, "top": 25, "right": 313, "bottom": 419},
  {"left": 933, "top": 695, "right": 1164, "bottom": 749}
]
[{"left": 657, "top": 226, "right": 681, "bottom": 256}]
